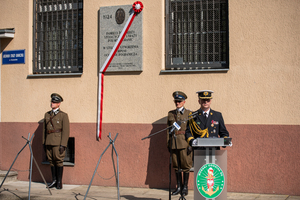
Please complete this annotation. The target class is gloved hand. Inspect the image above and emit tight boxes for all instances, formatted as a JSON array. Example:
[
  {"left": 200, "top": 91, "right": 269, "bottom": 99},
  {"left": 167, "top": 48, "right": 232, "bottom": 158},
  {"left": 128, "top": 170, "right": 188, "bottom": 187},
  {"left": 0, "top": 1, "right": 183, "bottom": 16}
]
[
  {"left": 191, "top": 139, "right": 197, "bottom": 146},
  {"left": 187, "top": 146, "right": 192, "bottom": 155},
  {"left": 59, "top": 145, "right": 66, "bottom": 154}
]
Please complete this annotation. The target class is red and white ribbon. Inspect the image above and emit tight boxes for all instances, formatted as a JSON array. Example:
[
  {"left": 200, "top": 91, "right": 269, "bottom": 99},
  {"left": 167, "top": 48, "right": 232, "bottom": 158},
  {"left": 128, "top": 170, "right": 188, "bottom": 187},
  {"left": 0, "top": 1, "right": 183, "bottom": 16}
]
[{"left": 97, "top": 1, "right": 144, "bottom": 140}]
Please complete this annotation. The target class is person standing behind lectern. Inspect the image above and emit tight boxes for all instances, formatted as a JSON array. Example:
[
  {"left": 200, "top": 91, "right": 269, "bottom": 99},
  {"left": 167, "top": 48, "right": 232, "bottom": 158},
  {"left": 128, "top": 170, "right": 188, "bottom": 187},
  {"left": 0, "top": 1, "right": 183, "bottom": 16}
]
[
  {"left": 43, "top": 93, "right": 70, "bottom": 189},
  {"left": 185, "top": 90, "right": 229, "bottom": 148},
  {"left": 167, "top": 91, "right": 193, "bottom": 196}
]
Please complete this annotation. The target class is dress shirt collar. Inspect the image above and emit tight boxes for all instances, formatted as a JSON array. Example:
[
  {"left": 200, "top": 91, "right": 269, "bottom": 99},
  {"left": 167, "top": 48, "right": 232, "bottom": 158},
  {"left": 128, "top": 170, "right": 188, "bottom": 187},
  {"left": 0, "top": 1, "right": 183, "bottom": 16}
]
[
  {"left": 177, "top": 107, "right": 185, "bottom": 114},
  {"left": 203, "top": 109, "right": 210, "bottom": 116},
  {"left": 52, "top": 108, "right": 60, "bottom": 115}
]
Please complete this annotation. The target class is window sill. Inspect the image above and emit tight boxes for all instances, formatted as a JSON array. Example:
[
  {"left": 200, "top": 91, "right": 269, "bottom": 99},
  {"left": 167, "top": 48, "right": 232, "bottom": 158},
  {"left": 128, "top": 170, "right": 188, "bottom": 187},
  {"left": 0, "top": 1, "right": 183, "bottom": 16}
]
[
  {"left": 27, "top": 73, "right": 83, "bottom": 78},
  {"left": 160, "top": 68, "right": 229, "bottom": 74}
]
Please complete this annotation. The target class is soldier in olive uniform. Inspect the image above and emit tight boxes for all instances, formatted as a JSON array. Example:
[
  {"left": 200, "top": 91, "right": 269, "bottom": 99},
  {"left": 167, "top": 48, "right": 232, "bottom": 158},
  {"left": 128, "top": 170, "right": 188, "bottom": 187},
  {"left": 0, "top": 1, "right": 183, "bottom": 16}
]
[
  {"left": 167, "top": 91, "right": 193, "bottom": 196},
  {"left": 185, "top": 90, "right": 229, "bottom": 148},
  {"left": 43, "top": 93, "right": 70, "bottom": 189}
]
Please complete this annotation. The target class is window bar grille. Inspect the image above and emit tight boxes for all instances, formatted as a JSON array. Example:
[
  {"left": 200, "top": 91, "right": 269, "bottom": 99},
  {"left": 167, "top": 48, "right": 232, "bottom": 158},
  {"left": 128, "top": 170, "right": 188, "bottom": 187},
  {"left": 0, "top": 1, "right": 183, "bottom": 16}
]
[
  {"left": 45, "top": 2, "right": 48, "bottom": 70},
  {"left": 51, "top": 1, "right": 54, "bottom": 70},
  {"left": 211, "top": 1, "right": 216, "bottom": 62},
  {"left": 182, "top": 1, "right": 184, "bottom": 63},
  {"left": 166, "top": 0, "right": 228, "bottom": 70},
  {"left": 33, "top": 0, "right": 82, "bottom": 74},
  {"left": 205, "top": 0, "right": 208, "bottom": 63},
  {"left": 75, "top": 0, "right": 78, "bottom": 71},
  {"left": 60, "top": 1, "right": 63, "bottom": 72},
  {"left": 194, "top": 0, "right": 198, "bottom": 64},
  {"left": 218, "top": 1, "right": 222, "bottom": 62}
]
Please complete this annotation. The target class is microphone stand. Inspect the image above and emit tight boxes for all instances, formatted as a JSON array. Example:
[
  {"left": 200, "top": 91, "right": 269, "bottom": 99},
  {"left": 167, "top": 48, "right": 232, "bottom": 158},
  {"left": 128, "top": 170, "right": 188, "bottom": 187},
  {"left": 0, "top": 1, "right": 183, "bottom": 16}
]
[
  {"left": 141, "top": 111, "right": 199, "bottom": 141},
  {"left": 141, "top": 112, "right": 198, "bottom": 200},
  {"left": 142, "top": 122, "right": 185, "bottom": 200},
  {"left": 168, "top": 128, "right": 174, "bottom": 200}
]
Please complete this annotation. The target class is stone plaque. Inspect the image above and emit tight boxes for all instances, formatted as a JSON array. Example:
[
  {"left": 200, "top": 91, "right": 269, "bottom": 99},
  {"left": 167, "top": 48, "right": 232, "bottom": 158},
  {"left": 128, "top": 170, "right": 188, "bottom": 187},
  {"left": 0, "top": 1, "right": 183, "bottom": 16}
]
[{"left": 99, "top": 5, "right": 143, "bottom": 72}]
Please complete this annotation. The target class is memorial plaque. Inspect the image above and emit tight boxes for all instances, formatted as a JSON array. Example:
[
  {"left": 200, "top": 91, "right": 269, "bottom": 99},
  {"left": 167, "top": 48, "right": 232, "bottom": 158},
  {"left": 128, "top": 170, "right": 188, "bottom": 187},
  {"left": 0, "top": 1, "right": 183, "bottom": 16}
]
[{"left": 99, "top": 5, "right": 143, "bottom": 72}]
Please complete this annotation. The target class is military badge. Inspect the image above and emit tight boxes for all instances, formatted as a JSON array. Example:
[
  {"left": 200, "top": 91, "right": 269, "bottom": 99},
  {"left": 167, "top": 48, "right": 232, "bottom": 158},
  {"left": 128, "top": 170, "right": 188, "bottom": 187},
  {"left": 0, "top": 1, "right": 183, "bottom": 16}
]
[{"left": 211, "top": 120, "right": 219, "bottom": 125}]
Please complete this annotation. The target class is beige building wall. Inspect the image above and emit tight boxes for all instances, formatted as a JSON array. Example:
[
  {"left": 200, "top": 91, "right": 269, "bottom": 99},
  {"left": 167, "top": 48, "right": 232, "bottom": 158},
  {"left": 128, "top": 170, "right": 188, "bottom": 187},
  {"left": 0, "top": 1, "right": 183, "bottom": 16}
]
[
  {"left": 0, "top": 0, "right": 299, "bottom": 125},
  {"left": 0, "top": 0, "right": 299, "bottom": 195}
]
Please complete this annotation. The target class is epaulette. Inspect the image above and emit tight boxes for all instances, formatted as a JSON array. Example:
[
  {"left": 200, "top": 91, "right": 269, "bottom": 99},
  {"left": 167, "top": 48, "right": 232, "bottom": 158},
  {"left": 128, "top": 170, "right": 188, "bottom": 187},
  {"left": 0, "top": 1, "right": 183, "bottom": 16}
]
[{"left": 188, "top": 110, "right": 199, "bottom": 120}]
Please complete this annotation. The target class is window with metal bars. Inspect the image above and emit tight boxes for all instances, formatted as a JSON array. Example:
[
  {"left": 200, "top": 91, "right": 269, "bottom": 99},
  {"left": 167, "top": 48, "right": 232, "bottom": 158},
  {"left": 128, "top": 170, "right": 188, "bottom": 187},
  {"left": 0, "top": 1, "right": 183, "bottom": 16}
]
[
  {"left": 33, "top": 0, "right": 83, "bottom": 74},
  {"left": 165, "top": 0, "right": 229, "bottom": 71}
]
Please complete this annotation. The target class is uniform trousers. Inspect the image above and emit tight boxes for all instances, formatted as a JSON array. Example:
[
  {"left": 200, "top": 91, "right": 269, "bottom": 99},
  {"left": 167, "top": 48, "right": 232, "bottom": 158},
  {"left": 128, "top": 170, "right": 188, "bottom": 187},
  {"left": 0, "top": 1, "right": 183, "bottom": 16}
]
[
  {"left": 172, "top": 149, "right": 193, "bottom": 173},
  {"left": 46, "top": 145, "right": 66, "bottom": 167}
]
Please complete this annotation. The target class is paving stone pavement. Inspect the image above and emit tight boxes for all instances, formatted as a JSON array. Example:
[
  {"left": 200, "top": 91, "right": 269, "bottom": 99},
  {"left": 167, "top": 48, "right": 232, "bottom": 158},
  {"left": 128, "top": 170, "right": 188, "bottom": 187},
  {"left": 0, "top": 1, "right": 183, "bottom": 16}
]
[{"left": 0, "top": 181, "right": 300, "bottom": 200}]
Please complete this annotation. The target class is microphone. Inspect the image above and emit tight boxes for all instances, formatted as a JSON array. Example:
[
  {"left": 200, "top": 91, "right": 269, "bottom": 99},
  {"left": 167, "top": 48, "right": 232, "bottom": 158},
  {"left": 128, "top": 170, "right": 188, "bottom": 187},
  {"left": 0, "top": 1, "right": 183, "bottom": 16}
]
[{"left": 169, "top": 121, "right": 182, "bottom": 134}]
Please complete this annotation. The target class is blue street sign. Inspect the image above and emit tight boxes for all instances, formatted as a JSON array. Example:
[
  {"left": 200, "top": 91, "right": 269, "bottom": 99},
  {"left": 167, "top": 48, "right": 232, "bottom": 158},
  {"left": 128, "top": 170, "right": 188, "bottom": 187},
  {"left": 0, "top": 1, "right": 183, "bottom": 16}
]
[{"left": 2, "top": 49, "right": 25, "bottom": 64}]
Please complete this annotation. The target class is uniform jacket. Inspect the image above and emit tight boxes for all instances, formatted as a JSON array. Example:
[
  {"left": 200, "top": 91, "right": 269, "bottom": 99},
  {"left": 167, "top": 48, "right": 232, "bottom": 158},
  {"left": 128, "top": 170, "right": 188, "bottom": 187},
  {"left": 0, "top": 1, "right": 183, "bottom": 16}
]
[
  {"left": 185, "top": 108, "right": 229, "bottom": 145},
  {"left": 167, "top": 108, "right": 191, "bottom": 149},
  {"left": 43, "top": 109, "right": 70, "bottom": 147}
]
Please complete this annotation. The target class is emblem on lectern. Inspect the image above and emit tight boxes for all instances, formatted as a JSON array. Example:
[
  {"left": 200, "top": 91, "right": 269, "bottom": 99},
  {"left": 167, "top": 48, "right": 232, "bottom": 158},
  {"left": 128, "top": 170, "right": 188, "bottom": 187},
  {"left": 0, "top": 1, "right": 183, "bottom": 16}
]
[{"left": 196, "top": 163, "right": 225, "bottom": 198}]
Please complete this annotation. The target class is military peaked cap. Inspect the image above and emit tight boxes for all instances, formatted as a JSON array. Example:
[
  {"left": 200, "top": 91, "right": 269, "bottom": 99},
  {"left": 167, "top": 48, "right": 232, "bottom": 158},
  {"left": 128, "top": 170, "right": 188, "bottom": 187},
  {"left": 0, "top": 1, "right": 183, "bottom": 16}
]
[
  {"left": 51, "top": 93, "right": 63, "bottom": 103},
  {"left": 172, "top": 91, "right": 187, "bottom": 101},
  {"left": 197, "top": 90, "right": 214, "bottom": 99}
]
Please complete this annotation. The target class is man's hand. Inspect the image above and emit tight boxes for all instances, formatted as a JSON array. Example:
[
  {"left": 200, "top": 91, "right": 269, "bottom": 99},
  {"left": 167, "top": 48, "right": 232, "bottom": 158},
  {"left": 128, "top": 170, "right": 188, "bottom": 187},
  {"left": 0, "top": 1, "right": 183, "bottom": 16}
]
[
  {"left": 191, "top": 139, "right": 197, "bottom": 146},
  {"left": 59, "top": 146, "right": 66, "bottom": 154}
]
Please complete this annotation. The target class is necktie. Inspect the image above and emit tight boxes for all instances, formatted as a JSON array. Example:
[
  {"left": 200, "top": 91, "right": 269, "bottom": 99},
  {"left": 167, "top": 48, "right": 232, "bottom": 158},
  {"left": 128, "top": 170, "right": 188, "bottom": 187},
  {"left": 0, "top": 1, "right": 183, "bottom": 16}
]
[{"left": 204, "top": 112, "right": 208, "bottom": 124}]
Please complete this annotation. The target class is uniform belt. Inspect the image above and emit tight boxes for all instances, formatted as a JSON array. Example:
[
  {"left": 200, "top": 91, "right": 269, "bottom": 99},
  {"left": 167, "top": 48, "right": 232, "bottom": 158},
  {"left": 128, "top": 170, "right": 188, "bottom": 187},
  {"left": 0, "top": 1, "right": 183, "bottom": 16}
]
[
  {"left": 47, "top": 129, "right": 62, "bottom": 134},
  {"left": 176, "top": 131, "right": 185, "bottom": 135}
]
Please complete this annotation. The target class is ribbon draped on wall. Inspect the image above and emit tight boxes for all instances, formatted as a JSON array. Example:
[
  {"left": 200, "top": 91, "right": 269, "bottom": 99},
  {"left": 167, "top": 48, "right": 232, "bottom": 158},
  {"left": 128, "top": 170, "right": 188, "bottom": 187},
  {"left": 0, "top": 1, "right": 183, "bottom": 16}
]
[{"left": 97, "top": 1, "right": 144, "bottom": 140}]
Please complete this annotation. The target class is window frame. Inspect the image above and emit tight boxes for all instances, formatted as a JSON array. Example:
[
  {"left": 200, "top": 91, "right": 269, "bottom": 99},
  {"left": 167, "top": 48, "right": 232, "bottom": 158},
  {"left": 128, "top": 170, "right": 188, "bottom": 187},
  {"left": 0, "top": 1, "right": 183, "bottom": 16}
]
[
  {"left": 164, "top": 0, "right": 229, "bottom": 72},
  {"left": 32, "top": 0, "right": 83, "bottom": 75}
]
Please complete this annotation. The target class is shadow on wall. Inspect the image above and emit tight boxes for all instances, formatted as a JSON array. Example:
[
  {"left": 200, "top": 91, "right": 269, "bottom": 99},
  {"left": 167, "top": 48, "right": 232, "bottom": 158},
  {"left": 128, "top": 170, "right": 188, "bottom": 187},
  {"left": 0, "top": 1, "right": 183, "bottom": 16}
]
[
  {"left": 0, "top": 38, "right": 13, "bottom": 52},
  {"left": 30, "top": 121, "right": 52, "bottom": 183},
  {"left": 144, "top": 116, "right": 176, "bottom": 189},
  {"left": 0, "top": 120, "right": 49, "bottom": 184}
]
